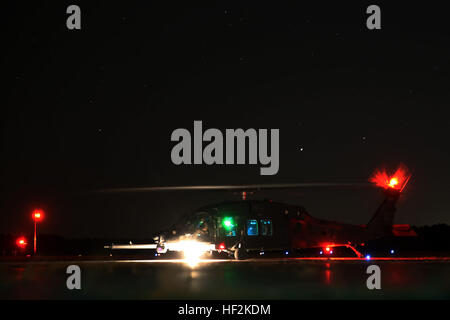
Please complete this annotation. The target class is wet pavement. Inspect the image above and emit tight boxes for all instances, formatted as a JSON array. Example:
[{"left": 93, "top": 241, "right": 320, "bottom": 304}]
[{"left": 1, "top": 258, "right": 450, "bottom": 299}]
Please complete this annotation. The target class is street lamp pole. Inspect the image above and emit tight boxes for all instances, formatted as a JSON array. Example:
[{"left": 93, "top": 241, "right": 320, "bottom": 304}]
[
  {"left": 34, "top": 218, "right": 37, "bottom": 254},
  {"left": 32, "top": 210, "right": 43, "bottom": 255}
]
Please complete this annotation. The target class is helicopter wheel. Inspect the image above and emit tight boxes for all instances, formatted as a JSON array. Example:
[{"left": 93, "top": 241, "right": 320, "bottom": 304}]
[{"left": 234, "top": 244, "right": 248, "bottom": 260}]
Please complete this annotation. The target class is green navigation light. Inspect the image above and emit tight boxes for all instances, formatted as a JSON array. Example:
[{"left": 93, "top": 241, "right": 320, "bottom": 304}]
[{"left": 222, "top": 217, "right": 234, "bottom": 229}]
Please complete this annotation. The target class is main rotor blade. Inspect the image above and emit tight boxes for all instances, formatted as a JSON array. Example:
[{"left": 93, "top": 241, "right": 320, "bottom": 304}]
[
  {"left": 94, "top": 182, "right": 372, "bottom": 194},
  {"left": 104, "top": 244, "right": 157, "bottom": 250}
]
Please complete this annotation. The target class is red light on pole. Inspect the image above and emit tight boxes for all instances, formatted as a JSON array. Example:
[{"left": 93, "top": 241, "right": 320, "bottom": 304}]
[
  {"left": 16, "top": 237, "right": 28, "bottom": 249},
  {"left": 32, "top": 209, "right": 44, "bottom": 255},
  {"left": 33, "top": 210, "right": 43, "bottom": 222}
]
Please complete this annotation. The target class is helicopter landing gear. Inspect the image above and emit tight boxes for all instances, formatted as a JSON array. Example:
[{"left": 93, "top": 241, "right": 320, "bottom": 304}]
[{"left": 233, "top": 242, "right": 248, "bottom": 260}]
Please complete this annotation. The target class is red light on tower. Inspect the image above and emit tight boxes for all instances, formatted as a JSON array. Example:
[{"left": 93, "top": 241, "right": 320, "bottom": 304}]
[
  {"left": 32, "top": 209, "right": 44, "bottom": 255},
  {"left": 33, "top": 210, "right": 44, "bottom": 222}
]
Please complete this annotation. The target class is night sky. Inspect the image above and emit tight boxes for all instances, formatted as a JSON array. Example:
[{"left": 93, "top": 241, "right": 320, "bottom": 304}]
[{"left": 2, "top": 1, "right": 450, "bottom": 239}]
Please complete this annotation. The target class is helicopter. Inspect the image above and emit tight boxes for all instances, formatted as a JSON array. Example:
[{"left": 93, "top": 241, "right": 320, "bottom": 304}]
[{"left": 102, "top": 165, "right": 416, "bottom": 260}]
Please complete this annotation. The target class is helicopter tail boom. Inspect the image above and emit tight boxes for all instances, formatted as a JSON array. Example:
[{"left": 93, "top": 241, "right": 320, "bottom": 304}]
[{"left": 366, "top": 189, "right": 401, "bottom": 238}]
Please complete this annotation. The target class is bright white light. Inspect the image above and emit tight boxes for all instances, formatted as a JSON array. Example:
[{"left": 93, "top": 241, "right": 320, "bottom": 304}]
[{"left": 166, "top": 240, "right": 215, "bottom": 267}]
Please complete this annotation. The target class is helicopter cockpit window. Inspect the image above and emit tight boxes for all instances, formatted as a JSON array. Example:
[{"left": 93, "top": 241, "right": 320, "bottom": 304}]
[
  {"left": 195, "top": 217, "right": 210, "bottom": 239},
  {"left": 221, "top": 216, "right": 236, "bottom": 237},
  {"left": 246, "top": 219, "right": 259, "bottom": 236},
  {"left": 182, "top": 212, "right": 212, "bottom": 240},
  {"left": 260, "top": 219, "right": 273, "bottom": 236}
]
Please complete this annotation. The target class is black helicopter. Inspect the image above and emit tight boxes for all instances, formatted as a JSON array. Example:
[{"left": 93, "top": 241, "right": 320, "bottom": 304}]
[{"left": 102, "top": 165, "right": 416, "bottom": 259}]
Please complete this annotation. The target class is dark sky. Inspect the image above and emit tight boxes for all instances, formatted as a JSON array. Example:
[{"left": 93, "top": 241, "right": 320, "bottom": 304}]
[{"left": 2, "top": 1, "right": 450, "bottom": 238}]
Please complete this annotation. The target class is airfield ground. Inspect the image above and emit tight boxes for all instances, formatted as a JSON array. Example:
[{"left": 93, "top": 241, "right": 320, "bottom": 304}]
[{"left": 1, "top": 257, "right": 450, "bottom": 299}]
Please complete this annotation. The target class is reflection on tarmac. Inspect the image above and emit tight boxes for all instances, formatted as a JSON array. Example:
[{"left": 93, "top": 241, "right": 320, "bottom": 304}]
[
  {"left": 1, "top": 257, "right": 450, "bottom": 299},
  {"left": 113, "top": 257, "right": 450, "bottom": 263}
]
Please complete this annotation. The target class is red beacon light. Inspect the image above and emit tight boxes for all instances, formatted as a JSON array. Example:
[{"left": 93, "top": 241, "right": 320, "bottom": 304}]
[
  {"left": 323, "top": 246, "right": 333, "bottom": 254},
  {"left": 370, "top": 164, "right": 411, "bottom": 192},
  {"left": 32, "top": 209, "right": 44, "bottom": 254},
  {"left": 16, "top": 237, "right": 27, "bottom": 249},
  {"left": 33, "top": 210, "right": 44, "bottom": 222},
  {"left": 217, "top": 243, "right": 226, "bottom": 250}
]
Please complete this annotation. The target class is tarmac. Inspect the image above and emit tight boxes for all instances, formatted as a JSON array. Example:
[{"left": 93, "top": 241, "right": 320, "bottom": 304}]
[{"left": 1, "top": 256, "right": 450, "bottom": 299}]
